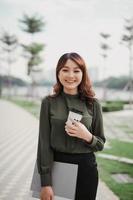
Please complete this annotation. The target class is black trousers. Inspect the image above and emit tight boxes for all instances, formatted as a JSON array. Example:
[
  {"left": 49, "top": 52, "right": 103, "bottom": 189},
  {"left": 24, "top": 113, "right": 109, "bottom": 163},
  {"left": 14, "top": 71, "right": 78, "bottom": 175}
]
[{"left": 54, "top": 151, "right": 98, "bottom": 200}]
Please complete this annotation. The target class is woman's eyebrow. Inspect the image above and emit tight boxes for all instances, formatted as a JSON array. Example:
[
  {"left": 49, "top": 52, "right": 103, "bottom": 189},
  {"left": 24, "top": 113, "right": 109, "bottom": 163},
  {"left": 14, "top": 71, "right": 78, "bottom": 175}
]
[
  {"left": 63, "top": 66, "right": 69, "bottom": 68},
  {"left": 63, "top": 66, "right": 80, "bottom": 69}
]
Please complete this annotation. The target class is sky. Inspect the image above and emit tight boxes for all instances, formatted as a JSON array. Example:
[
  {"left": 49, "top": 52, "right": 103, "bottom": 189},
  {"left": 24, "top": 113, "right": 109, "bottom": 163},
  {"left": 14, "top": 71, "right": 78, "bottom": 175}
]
[{"left": 0, "top": 0, "right": 133, "bottom": 81}]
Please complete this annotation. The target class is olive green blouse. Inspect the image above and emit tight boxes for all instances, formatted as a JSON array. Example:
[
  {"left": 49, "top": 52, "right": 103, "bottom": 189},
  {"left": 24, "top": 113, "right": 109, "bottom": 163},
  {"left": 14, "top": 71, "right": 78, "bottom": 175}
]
[{"left": 37, "top": 91, "right": 105, "bottom": 186}]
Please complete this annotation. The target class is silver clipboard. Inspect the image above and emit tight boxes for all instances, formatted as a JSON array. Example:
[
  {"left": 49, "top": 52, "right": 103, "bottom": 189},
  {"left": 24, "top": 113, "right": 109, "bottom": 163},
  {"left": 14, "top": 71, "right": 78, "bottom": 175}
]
[{"left": 30, "top": 161, "right": 78, "bottom": 200}]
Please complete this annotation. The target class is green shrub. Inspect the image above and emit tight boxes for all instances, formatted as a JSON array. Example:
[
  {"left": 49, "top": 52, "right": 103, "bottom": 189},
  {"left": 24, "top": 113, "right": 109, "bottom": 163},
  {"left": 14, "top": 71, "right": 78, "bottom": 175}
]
[{"left": 102, "top": 101, "right": 124, "bottom": 112}]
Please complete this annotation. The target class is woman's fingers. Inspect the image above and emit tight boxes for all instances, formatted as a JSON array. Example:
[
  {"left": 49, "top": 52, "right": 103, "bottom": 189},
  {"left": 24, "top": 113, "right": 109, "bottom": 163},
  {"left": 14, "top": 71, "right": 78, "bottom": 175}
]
[
  {"left": 40, "top": 186, "right": 54, "bottom": 200},
  {"left": 65, "top": 123, "right": 79, "bottom": 137},
  {"left": 66, "top": 131, "right": 77, "bottom": 137},
  {"left": 65, "top": 124, "right": 78, "bottom": 133}
]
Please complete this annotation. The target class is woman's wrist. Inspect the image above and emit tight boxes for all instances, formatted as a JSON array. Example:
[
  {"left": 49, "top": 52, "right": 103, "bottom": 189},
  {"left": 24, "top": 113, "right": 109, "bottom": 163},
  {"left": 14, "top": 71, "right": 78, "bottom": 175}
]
[{"left": 84, "top": 131, "right": 93, "bottom": 143}]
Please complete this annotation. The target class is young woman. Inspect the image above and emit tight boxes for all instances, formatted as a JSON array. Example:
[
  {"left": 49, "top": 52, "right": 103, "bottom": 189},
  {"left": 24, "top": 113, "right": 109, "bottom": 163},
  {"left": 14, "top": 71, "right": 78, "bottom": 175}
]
[{"left": 37, "top": 52, "right": 106, "bottom": 200}]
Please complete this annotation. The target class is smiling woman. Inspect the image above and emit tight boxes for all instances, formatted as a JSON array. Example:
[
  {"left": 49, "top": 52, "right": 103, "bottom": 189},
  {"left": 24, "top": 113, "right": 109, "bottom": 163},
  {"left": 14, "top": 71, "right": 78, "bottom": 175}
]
[
  {"left": 37, "top": 52, "right": 106, "bottom": 200},
  {"left": 53, "top": 52, "right": 95, "bottom": 100}
]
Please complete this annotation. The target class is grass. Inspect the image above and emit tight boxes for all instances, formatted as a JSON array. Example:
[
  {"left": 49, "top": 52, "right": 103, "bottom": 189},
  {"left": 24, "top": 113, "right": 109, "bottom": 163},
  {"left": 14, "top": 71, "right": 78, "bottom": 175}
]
[
  {"left": 97, "top": 139, "right": 133, "bottom": 199},
  {"left": 97, "top": 158, "right": 133, "bottom": 200},
  {"left": 102, "top": 139, "right": 133, "bottom": 159},
  {"left": 117, "top": 124, "right": 133, "bottom": 135},
  {"left": 8, "top": 97, "right": 40, "bottom": 118},
  {"left": 117, "top": 124, "right": 129, "bottom": 129}
]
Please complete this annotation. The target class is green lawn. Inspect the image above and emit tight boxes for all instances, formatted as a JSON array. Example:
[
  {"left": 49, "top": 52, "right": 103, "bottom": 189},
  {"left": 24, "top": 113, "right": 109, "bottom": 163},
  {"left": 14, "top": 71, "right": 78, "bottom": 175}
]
[
  {"left": 9, "top": 98, "right": 40, "bottom": 118},
  {"left": 102, "top": 139, "right": 133, "bottom": 159},
  {"left": 97, "top": 139, "right": 133, "bottom": 200},
  {"left": 117, "top": 124, "right": 133, "bottom": 134},
  {"left": 97, "top": 158, "right": 133, "bottom": 200}
]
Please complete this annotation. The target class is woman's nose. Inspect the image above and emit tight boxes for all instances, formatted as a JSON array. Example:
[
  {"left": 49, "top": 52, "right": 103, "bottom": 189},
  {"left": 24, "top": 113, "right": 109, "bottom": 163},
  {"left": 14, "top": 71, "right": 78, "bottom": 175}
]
[{"left": 68, "top": 71, "right": 74, "bottom": 77}]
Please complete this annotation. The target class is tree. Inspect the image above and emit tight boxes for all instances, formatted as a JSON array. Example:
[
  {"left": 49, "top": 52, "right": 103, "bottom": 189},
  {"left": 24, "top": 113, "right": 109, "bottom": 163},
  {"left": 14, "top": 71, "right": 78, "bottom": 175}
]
[
  {"left": 121, "top": 18, "right": 133, "bottom": 107},
  {"left": 100, "top": 33, "right": 111, "bottom": 100},
  {"left": 0, "top": 31, "right": 18, "bottom": 97},
  {"left": 22, "top": 43, "right": 44, "bottom": 75},
  {"left": 19, "top": 14, "right": 45, "bottom": 35},
  {"left": 19, "top": 14, "right": 45, "bottom": 97},
  {"left": 19, "top": 14, "right": 45, "bottom": 75}
]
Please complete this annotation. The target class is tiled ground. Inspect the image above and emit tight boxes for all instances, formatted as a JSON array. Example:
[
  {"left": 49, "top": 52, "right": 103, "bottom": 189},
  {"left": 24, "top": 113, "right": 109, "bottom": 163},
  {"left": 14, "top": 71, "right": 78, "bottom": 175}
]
[
  {"left": 0, "top": 100, "right": 38, "bottom": 200},
  {"left": 103, "top": 110, "right": 133, "bottom": 142}
]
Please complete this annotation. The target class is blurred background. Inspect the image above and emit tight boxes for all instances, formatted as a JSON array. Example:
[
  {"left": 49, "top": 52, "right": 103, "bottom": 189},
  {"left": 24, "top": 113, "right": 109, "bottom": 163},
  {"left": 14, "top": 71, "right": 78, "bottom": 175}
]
[
  {"left": 0, "top": 0, "right": 133, "bottom": 200},
  {"left": 0, "top": 0, "right": 133, "bottom": 102}
]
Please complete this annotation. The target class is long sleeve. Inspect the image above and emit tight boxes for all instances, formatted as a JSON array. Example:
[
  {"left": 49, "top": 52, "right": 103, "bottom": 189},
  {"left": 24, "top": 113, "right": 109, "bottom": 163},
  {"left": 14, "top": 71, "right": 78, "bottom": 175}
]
[
  {"left": 37, "top": 97, "right": 54, "bottom": 186},
  {"left": 85, "top": 99, "right": 106, "bottom": 151}
]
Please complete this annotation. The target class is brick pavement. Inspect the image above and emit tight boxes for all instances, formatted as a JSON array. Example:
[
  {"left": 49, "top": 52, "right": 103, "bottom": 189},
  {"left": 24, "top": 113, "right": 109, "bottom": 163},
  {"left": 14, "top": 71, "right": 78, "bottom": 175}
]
[{"left": 0, "top": 99, "right": 119, "bottom": 200}]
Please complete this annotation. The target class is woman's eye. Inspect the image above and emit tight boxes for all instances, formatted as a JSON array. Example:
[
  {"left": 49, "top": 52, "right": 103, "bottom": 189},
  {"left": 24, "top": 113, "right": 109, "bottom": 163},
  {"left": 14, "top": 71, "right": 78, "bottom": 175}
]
[
  {"left": 61, "top": 69, "right": 81, "bottom": 73},
  {"left": 62, "top": 69, "right": 68, "bottom": 72},
  {"left": 74, "top": 70, "right": 80, "bottom": 73}
]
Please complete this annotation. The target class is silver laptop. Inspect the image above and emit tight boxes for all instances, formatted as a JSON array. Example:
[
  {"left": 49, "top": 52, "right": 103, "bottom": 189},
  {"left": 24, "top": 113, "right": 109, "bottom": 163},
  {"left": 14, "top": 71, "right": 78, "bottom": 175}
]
[{"left": 30, "top": 161, "right": 78, "bottom": 200}]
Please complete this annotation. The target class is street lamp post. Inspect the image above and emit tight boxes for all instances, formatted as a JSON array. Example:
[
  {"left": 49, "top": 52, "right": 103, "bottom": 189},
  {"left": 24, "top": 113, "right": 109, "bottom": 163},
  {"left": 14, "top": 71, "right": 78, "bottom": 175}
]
[
  {"left": 100, "top": 33, "right": 111, "bottom": 101},
  {"left": 121, "top": 18, "right": 133, "bottom": 108}
]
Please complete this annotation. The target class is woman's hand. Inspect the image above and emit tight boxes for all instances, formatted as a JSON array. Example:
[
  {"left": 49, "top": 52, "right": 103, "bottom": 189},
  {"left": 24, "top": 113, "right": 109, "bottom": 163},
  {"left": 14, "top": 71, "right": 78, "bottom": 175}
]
[
  {"left": 65, "top": 120, "right": 93, "bottom": 143},
  {"left": 40, "top": 186, "right": 54, "bottom": 200}
]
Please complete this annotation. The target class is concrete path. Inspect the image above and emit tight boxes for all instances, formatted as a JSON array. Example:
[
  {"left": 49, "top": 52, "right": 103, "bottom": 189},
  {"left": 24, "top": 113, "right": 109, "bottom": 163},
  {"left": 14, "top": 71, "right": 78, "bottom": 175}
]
[
  {"left": 103, "top": 110, "right": 133, "bottom": 142},
  {"left": 0, "top": 99, "right": 119, "bottom": 200},
  {"left": 98, "top": 153, "right": 133, "bottom": 164}
]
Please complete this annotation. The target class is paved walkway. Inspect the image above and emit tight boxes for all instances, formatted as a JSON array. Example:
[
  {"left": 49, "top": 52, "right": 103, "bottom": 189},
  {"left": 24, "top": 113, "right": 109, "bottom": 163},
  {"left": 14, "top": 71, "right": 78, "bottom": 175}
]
[
  {"left": 0, "top": 99, "right": 119, "bottom": 200},
  {"left": 98, "top": 153, "right": 133, "bottom": 164},
  {"left": 103, "top": 110, "right": 133, "bottom": 143}
]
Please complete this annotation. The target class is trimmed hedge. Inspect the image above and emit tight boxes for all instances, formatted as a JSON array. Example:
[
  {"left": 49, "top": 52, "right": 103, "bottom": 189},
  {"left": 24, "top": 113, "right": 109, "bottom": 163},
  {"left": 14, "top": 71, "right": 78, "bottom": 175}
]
[{"left": 102, "top": 101, "right": 124, "bottom": 112}]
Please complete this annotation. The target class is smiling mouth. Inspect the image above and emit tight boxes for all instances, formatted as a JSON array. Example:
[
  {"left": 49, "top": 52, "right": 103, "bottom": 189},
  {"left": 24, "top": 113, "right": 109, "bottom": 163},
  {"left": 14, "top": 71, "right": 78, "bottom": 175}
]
[{"left": 65, "top": 80, "right": 76, "bottom": 83}]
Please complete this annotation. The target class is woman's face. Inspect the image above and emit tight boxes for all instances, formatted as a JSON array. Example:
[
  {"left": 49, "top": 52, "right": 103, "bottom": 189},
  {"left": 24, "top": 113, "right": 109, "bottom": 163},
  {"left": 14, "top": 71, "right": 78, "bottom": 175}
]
[{"left": 58, "top": 59, "right": 83, "bottom": 94}]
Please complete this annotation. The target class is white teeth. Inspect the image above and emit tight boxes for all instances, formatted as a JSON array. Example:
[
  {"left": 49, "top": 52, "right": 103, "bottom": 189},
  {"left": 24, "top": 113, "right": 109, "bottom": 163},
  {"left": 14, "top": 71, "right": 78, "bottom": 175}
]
[{"left": 66, "top": 80, "right": 75, "bottom": 83}]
